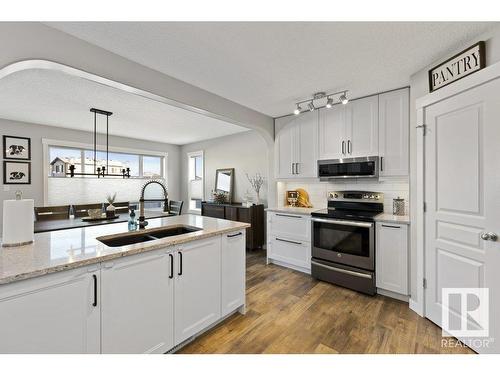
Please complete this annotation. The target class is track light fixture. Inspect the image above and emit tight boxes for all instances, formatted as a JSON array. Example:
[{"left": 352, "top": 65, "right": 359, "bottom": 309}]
[{"left": 293, "top": 90, "right": 349, "bottom": 115}]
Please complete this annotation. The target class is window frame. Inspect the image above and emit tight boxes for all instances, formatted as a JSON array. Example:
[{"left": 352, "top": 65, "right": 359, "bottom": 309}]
[
  {"left": 187, "top": 150, "right": 204, "bottom": 214},
  {"left": 43, "top": 138, "right": 168, "bottom": 205}
]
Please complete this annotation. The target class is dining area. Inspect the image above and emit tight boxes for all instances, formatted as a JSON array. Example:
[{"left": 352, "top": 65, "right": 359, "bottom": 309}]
[{"left": 33, "top": 199, "right": 184, "bottom": 233}]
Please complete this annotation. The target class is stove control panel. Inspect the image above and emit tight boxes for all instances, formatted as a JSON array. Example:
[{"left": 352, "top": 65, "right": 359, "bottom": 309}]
[{"left": 328, "top": 191, "right": 383, "bottom": 203}]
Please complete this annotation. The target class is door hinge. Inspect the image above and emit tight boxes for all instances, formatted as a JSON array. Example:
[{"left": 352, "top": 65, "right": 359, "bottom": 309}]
[
  {"left": 423, "top": 278, "right": 427, "bottom": 289},
  {"left": 416, "top": 124, "right": 427, "bottom": 135}
]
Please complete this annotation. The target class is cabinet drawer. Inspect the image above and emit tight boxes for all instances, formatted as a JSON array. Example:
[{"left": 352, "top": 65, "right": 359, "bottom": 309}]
[
  {"left": 267, "top": 212, "right": 310, "bottom": 241},
  {"left": 268, "top": 237, "right": 311, "bottom": 270}
]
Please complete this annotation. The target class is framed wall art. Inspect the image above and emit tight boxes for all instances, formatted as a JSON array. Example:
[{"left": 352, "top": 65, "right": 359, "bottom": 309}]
[
  {"left": 3, "top": 135, "right": 31, "bottom": 160},
  {"left": 3, "top": 161, "right": 31, "bottom": 184}
]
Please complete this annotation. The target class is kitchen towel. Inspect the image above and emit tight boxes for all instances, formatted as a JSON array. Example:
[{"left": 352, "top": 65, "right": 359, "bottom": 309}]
[{"left": 2, "top": 199, "right": 34, "bottom": 247}]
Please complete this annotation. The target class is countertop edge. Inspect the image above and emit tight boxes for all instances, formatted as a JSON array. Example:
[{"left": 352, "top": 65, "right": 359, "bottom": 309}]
[{"left": 0, "top": 223, "right": 250, "bottom": 286}]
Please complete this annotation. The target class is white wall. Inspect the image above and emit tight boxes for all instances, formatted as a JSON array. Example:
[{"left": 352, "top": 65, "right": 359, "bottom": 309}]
[
  {"left": 0, "top": 118, "right": 181, "bottom": 235},
  {"left": 180, "top": 131, "right": 269, "bottom": 210},
  {"left": 408, "top": 25, "right": 500, "bottom": 302}
]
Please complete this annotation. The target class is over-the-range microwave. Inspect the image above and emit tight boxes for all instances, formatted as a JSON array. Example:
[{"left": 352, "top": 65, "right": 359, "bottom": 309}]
[{"left": 317, "top": 156, "right": 379, "bottom": 180}]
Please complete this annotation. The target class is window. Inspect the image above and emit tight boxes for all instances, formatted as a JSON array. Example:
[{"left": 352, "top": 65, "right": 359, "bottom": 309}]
[
  {"left": 48, "top": 146, "right": 162, "bottom": 179},
  {"left": 45, "top": 141, "right": 167, "bottom": 207},
  {"left": 187, "top": 151, "right": 204, "bottom": 212}
]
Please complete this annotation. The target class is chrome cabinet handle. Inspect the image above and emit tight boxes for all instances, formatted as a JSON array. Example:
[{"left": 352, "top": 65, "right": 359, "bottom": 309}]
[
  {"left": 381, "top": 224, "right": 400, "bottom": 229},
  {"left": 342, "top": 141, "right": 345, "bottom": 155},
  {"left": 168, "top": 253, "right": 174, "bottom": 279},
  {"left": 276, "top": 237, "right": 302, "bottom": 245},
  {"left": 178, "top": 251, "right": 183, "bottom": 275},
  {"left": 311, "top": 260, "right": 372, "bottom": 279},
  {"left": 481, "top": 232, "right": 498, "bottom": 241},
  {"left": 227, "top": 232, "right": 242, "bottom": 238},
  {"left": 380, "top": 157, "right": 384, "bottom": 171},
  {"left": 295, "top": 163, "right": 299, "bottom": 175},
  {"left": 347, "top": 140, "right": 352, "bottom": 154},
  {"left": 92, "top": 274, "right": 97, "bottom": 307},
  {"left": 291, "top": 163, "right": 294, "bottom": 175},
  {"left": 276, "top": 213, "right": 301, "bottom": 218}
]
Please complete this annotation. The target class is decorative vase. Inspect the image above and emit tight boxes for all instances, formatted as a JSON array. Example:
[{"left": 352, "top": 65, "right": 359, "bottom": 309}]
[
  {"left": 255, "top": 191, "right": 260, "bottom": 205},
  {"left": 106, "top": 204, "right": 116, "bottom": 218}
]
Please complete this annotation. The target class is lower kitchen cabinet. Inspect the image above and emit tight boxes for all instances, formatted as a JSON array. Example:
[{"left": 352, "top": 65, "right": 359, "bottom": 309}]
[
  {"left": 376, "top": 222, "right": 409, "bottom": 295},
  {"left": 174, "top": 236, "right": 222, "bottom": 345},
  {"left": 101, "top": 248, "right": 174, "bottom": 354},
  {"left": 221, "top": 230, "right": 246, "bottom": 316},
  {"left": 0, "top": 266, "right": 100, "bottom": 354}
]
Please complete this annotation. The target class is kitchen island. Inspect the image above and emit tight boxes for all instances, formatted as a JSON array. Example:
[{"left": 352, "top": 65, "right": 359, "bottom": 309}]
[{"left": 0, "top": 215, "right": 249, "bottom": 354}]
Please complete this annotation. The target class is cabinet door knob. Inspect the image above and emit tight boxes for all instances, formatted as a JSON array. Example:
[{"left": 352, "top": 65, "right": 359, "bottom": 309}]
[{"left": 481, "top": 232, "right": 498, "bottom": 241}]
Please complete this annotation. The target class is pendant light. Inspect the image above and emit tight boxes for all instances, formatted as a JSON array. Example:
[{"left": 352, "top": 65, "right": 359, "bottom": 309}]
[{"left": 67, "top": 108, "right": 131, "bottom": 178}]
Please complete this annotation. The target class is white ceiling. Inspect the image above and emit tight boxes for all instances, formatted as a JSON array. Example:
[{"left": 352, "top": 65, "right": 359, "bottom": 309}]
[
  {"left": 46, "top": 22, "right": 498, "bottom": 117},
  {"left": 0, "top": 69, "right": 248, "bottom": 145}
]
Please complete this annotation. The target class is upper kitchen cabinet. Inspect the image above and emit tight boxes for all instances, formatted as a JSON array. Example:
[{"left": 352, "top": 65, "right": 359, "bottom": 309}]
[
  {"left": 318, "top": 104, "right": 345, "bottom": 160},
  {"left": 344, "top": 95, "right": 379, "bottom": 157},
  {"left": 275, "top": 110, "right": 318, "bottom": 179},
  {"left": 378, "top": 88, "right": 409, "bottom": 177},
  {"left": 318, "top": 95, "right": 378, "bottom": 160}
]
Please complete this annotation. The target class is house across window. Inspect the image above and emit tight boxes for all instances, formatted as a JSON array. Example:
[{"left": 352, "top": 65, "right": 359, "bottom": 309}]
[{"left": 49, "top": 146, "right": 162, "bottom": 179}]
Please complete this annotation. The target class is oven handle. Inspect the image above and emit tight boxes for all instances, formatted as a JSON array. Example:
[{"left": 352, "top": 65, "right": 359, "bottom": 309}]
[
  {"left": 311, "top": 260, "right": 373, "bottom": 279},
  {"left": 311, "top": 217, "right": 373, "bottom": 228}
]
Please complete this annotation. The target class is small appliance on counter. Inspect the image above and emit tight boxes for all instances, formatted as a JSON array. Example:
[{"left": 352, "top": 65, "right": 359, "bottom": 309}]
[
  {"left": 310, "top": 190, "right": 383, "bottom": 295},
  {"left": 285, "top": 188, "right": 313, "bottom": 208},
  {"left": 1, "top": 191, "right": 34, "bottom": 247}
]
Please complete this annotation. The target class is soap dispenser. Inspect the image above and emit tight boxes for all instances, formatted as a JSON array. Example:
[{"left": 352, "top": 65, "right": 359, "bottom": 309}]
[{"left": 128, "top": 208, "right": 137, "bottom": 231}]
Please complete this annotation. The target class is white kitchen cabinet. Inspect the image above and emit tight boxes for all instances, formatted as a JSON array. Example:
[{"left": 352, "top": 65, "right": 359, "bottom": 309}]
[
  {"left": 221, "top": 230, "right": 246, "bottom": 316},
  {"left": 318, "top": 95, "right": 378, "bottom": 160},
  {"left": 267, "top": 211, "right": 311, "bottom": 242},
  {"left": 0, "top": 265, "right": 100, "bottom": 354},
  {"left": 267, "top": 211, "right": 311, "bottom": 273},
  {"left": 378, "top": 88, "right": 409, "bottom": 176},
  {"left": 345, "top": 95, "right": 379, "bottom": 157},
  {"left": 174, "top": 236, "right": 222, "bottom": 345},
  {"left": 100, "top": 248, "right": 174, "bottom": 354},
  {"left": 275, "top": 111, "right": 318, "bottom": 178},
  {"left": 376, "top": 222, "right": 409, "bottom": 295},
  {"left": 318, "top": 104, "right": 345, "bottom": 160}
]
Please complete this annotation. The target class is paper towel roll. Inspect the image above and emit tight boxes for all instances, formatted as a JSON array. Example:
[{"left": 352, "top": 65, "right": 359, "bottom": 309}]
[{"left": 2, "top": 199, "right": 34, "bottom": 247}]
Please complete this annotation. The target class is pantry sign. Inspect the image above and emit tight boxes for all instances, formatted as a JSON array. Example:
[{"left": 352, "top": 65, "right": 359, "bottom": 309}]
[{"left": 429, "top": 41, "right": 485, "bottom": 92}]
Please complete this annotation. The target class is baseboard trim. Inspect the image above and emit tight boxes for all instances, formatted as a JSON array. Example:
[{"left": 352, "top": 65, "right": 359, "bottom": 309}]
[{"left": 409, "top": 298, "right": 424, "bottom": 316}]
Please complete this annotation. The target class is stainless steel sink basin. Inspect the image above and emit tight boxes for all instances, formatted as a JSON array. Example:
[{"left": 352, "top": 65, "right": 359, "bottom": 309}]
[{"left": 97, "top": 225, "right": 202, "bottom": 247}]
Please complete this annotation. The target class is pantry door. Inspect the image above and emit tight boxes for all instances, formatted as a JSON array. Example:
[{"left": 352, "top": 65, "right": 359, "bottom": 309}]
[{"left": 424, "top": 77, "right": 500, "bottom": 353}]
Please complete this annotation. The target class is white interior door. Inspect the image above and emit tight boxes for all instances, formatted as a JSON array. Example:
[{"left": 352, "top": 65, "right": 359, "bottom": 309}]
[{"left": 424, "top": 78, "right": 500, "bottom": 353}]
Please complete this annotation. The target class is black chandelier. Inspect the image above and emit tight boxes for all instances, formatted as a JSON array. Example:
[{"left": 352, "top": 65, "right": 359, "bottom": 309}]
[{"left": 67, "top": 108, "right": 131, "bottom": 178}]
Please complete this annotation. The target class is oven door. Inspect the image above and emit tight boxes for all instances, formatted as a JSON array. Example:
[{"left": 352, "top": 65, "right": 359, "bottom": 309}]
[{"left": 311, "top": 218, "right": 374, "bottom": 270}]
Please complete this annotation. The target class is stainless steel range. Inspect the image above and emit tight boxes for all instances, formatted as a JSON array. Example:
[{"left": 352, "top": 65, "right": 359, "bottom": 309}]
[{"left": 310, "top": 191, "right": 383, "bottom": 295}]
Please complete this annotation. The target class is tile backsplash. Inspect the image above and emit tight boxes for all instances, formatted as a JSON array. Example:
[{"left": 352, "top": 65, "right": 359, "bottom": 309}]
[{"left": 277, "top": 177, "right": 410, "bottom": 215}]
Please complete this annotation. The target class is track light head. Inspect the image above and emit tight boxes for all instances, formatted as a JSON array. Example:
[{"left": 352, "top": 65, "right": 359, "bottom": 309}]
[
  {"left": 326, "top": 97, "right": 333, "bottom": 109},
  {"left": 308, "top": 101, "right": 315, "bottom": 112},
  {"left": 293, "top": 104, "right": 301, "bottom": 115},
  {"left": 339, "top": 92, "right": 349, "bottom": 105}
]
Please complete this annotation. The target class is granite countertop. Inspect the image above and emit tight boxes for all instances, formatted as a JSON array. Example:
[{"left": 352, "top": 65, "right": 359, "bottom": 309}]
[
  {"left": 0, "top": 215, "right": 250, "bottom": 286},
  {"left": 374, "top": 213, "right": 410, "bottom": 224},
  {"left": 265, "top": 207, "right": 324, "bottom": 215}
]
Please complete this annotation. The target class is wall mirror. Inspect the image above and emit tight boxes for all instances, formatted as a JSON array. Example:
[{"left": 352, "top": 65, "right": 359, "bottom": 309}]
[{"left": 215, "top": 168, "right": 234, "bottom": 203}]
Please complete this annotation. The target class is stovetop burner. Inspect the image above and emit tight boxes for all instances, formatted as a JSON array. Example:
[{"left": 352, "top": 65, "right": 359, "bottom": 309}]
[{"left": 311, "top": 190, "right": 384, "bottom": 222}]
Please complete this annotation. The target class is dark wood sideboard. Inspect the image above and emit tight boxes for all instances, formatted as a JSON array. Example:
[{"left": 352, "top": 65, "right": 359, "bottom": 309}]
[{"left": 201, "top": 202, "right": 264, "bottom": 250}]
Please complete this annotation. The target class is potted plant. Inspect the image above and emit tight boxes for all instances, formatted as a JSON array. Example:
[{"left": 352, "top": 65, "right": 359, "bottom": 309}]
[{"left": 106, "top": 193, "right": 117, "bottom": 218}]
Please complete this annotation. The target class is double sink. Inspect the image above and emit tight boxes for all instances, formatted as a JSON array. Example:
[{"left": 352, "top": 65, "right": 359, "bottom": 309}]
[{"left": 98, "top": 225, "right": 202, "bottom": 247}]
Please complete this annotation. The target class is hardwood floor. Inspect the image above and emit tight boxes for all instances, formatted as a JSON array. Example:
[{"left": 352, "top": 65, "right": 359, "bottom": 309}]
[{"left": 178, "top": 250, "right": 473, "bottom": 354}]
